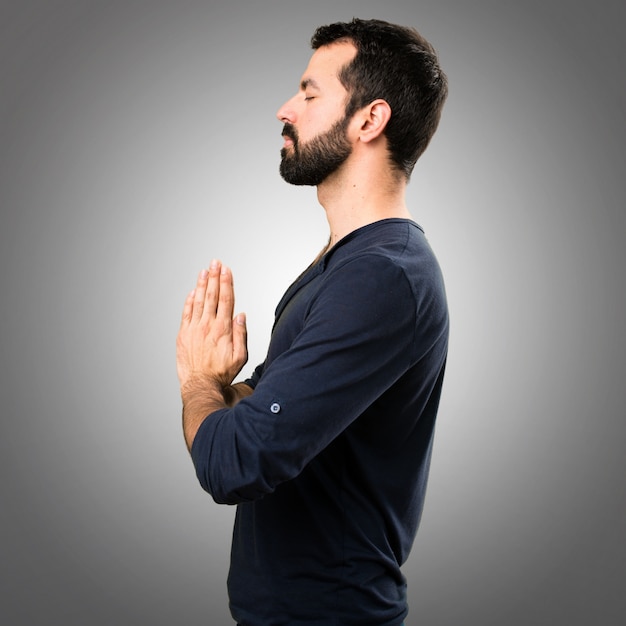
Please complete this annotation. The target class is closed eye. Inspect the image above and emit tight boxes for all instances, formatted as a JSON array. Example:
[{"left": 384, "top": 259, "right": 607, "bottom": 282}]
[{"left": 300, "top": 77, "right": 320, "bottom": 102}]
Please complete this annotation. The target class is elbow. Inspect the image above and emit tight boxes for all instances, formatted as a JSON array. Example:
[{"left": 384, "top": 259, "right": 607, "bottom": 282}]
[{"left": 194, "top": 460, "right": 277, "bottom": 505}]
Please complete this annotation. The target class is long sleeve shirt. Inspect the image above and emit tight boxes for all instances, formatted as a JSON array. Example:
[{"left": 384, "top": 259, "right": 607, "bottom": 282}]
[{"left": 191, "top": 218, "right": 449, "bottom": 625}]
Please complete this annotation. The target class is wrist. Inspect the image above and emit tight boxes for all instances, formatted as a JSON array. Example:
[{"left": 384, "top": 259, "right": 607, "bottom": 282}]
[
  {"left": 180, "top": 375, "right": 225, "bottom": 405},
  {"left": 222, "top": 382, "right": 253, "bottom": 407},
  {"left": 180, "top": 376, "right": 230, "bottom": 452}
]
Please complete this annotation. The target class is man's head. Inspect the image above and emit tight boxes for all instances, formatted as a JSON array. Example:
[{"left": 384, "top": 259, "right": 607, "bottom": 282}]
[{"left": 278, "top": 18, "right": 447, "bottom": 185}]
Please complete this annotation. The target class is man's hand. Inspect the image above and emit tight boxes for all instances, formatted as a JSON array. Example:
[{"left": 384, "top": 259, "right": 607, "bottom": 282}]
[{"left": 176, "top": 260, "right": 248, "bottom": 450}]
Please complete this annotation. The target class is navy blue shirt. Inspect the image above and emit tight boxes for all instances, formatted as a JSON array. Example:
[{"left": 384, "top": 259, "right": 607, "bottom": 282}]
[{"left": 191, "top": 219, "right": 448, "bottom": 625}]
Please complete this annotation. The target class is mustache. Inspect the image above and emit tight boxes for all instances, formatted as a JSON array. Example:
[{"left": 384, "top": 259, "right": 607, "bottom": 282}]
[{"left": 282, "top": 123, "right": 298, "bottom": 144}]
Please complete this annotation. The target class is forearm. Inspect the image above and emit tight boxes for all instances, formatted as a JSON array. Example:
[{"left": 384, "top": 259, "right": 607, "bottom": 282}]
[{"left": 181, "top": 379, "right": 253, "bottom": 451}]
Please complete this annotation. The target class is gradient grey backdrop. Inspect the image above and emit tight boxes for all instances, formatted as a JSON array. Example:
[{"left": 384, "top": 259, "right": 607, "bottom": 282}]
[{"left": 1, "top": 0, "right": 624, "bottom": 624}]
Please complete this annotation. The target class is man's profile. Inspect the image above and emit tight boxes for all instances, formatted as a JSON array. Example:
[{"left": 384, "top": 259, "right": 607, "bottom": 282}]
[{"left": 176, "top": 18, "right": 449, "bottom": 625}]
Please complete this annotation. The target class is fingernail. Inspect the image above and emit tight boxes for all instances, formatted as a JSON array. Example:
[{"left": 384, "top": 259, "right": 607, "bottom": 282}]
[{"left": 210, "top": 259, "right": 219, "bottom": 270}]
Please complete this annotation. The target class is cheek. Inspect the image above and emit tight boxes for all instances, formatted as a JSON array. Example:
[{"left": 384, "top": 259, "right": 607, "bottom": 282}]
[{"left": 299, "top": 110, "right": 332, "bottom": 142}]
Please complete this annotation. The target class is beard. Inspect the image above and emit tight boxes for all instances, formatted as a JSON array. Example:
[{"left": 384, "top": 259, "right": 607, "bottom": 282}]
[{"left": 279, "top": 115, "right": 352, "bottom": 186}]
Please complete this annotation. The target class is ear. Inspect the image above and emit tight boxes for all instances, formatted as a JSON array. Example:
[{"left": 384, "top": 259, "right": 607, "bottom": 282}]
[{"left": 357, "top": 99, "right": 392, "bottom": 143}]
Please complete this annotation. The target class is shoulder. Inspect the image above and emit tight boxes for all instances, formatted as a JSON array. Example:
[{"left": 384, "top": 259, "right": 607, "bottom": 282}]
[
  {"left": 326, "top": 219, "right": 438, "bottom": 270},
  {"left": 325, "top": 220, "right": 444, "bottom": 299},
  {"left": 317, "top": 221, "right": 448, "bottom": 341}
]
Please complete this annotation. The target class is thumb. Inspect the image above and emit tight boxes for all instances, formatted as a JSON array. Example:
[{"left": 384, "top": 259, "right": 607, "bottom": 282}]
[{"left": 233, "top": 312, "right": 248, "bottom": 364}]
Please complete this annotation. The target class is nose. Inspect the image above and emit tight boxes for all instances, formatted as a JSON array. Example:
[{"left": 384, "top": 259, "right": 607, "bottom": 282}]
[{"left": 276, "top": 94, "right": 297, "bottom": 124}]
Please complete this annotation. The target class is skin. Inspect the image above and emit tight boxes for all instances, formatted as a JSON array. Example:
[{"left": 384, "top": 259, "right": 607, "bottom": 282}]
[
  {"left": 177, "top": 41, "right": 413, "bottom": 451},
  {"left": 176, "top": 260, "right": 250, "bottom": 451}
]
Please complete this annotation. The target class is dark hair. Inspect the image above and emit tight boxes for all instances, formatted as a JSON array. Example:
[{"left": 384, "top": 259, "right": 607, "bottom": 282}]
[{"left": 311, "top": 18, "right": 448, "bottom": 179}]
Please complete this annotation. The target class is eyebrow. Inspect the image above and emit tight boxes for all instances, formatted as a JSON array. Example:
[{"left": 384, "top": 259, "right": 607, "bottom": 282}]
[{"left": 300, "top": 77, "right": 321, "bottom": 91}]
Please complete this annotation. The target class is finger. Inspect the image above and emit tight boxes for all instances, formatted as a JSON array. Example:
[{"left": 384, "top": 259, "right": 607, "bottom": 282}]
[
  {"left": 216, "top": 265, "right": 235, "bottom": 328},
  {"left": 192, "top": 267, "right": 209, "bottom": 319},
  {"left": 233, "top": 312, "right": 248, "bottom": 365},
  {"left": 202, "top": 259, "right": 222, "bottom": 319},
  {"left": 180, "top": 289, "right": 195, "bottom": 327}
]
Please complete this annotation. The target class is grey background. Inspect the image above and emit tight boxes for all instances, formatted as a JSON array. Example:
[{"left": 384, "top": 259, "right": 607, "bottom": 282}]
[{"left": 1, "top": 0, "right": 624, "bottom": 624}]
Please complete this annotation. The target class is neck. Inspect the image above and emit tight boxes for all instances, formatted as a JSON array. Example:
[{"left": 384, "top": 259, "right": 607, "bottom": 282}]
[{"left": 316, "top": 160, "right": 411, "bottom": 249}]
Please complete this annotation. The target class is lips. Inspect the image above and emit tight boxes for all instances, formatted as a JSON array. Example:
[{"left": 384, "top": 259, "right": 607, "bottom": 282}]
[{"left": 281, "top": 124, "right": 297, "bottom": 149}]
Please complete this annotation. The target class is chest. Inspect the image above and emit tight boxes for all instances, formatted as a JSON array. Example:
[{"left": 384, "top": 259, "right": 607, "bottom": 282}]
[{"left": 265, "top": 267, "right": 325, "bottom": 365}]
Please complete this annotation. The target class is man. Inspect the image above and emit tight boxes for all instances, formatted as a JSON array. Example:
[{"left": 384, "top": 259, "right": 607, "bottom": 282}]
[{"left": 176, "top": 18, "right": 448, "bottom": 625}]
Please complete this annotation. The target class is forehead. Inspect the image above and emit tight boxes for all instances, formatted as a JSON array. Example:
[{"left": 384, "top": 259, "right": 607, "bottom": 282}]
[{"left": 300, "top": 41, "right": 357, "bottom": 89}]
